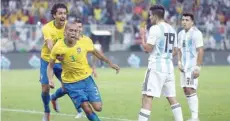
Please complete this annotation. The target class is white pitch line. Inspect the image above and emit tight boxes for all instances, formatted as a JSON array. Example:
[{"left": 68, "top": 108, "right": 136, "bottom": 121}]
[{"left": 1, "top": 108, "right": 136, "bottom": 121}]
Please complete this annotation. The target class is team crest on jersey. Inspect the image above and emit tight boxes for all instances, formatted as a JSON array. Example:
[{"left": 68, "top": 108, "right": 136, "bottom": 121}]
[{"left": 77, "top": 47, "right": 81, "bottom": 53}]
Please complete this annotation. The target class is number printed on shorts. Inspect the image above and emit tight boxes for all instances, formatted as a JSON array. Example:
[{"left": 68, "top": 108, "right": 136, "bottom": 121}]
[
  {"left": 186, "top": 78, "right": 194, "bottom": 85},
  {"left": 164, "top": 33, "right": 175, "bottom": 53}
]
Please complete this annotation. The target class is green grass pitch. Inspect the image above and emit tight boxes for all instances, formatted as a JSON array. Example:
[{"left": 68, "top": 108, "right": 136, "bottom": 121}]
[{"left": 1, "top": 66, "right": 230, "bottom": 121}]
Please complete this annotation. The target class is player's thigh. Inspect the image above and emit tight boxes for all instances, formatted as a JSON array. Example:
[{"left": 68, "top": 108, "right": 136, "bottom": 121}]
[
  {"left": 142, "top": 69, "right": 165, "bottom": 97},
  {"left": 85, "top": 76, "right": 102, "bottom": 103},
  {"left": 63, "top": 81, "right": 88, "bottom": 109},
  {"left": 53, "top": 63, "right": 62, "bottom": 81},
  {"left": 162, "top": 73, "right": 176, "bottom": 97},
  {"left": 181, "top": 70, "right": 198, "bottom": 90},
  {"left": 40, "top": 58, "right": 49, "bottom": 85}
]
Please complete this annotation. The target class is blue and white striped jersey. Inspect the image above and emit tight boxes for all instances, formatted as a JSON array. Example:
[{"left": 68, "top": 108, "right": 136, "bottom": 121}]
[
  {"left": 178, "top": 26, "right": 203, "bottom": 72},
  {"left": 146, "top": 22, "right": 177, "bottom": 73}
]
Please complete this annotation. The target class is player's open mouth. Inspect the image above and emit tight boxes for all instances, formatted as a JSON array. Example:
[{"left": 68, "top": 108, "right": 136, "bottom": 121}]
[
  {"left": 60, "top": 18, "right": 65, "bottom": 23},
  {"left": 70, "top": 36, "right": 75, "bottom": 39}
]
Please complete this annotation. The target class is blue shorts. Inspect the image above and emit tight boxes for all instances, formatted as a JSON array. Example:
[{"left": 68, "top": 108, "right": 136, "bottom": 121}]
[
  {"left": 40, "top": 58, "right": 62, "bottom": 84},
  {"left": 63, "top": 76, "right": 102, "bottom": 109}
]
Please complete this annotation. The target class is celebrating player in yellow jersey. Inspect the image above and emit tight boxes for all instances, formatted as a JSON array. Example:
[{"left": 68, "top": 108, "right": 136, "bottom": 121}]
[
  {"left": 47, "top": 22, "right": 120, "bottom": 121},
  {"left": 39, "top": 3, "right": 71, "bottom": 121}
]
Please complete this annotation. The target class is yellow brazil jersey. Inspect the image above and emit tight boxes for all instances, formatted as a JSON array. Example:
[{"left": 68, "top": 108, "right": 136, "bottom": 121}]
[
  {"left": 41, "top": 20, "right": 65, "bottom": 62},
  {"left": 78, "top": 35, "right": 95, "bottom": 67},
  {"left": 50, "top": 39, "right": 94, "bottom": 83}
]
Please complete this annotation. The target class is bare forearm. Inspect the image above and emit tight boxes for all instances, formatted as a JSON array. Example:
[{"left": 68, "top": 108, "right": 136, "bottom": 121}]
[
  {"left": 93, "top": 50, "right": 112, "bottom": 64},
  {"left": 46, "top": 40, "right": 54, "bottom": 50},
  {"left": 178, "top": 49, "right": 182, "bottom": 62},
  {"left": 197, "top": 47, "right": 204, "bottom": 66},
  {"left": 172, "top": 48, "right": 177, "bottom": 57},
  {"left": 47, "top": 64, "right": 54, "bottom": 81}
]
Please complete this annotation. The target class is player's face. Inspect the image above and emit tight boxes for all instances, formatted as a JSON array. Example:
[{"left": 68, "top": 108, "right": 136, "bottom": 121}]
[
  {"left": 149, "top": 11, "right": 156, "bottom": 25},
  {"left": 53, "top": 8, "right": 67, "bottom": 26},
  {"left": 181, "top": 16, "right": 194, "bottom": 30},
  {"left": 75, "top": 23, "right": 83, "bottom": 35},
  {"left": 65, "top": 24, "right": 78, "bottom": 42}
]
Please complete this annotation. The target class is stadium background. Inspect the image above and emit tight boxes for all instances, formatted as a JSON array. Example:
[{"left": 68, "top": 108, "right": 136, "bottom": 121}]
[{"left": 1, "top": 0, "right": 230, "bottom": 121}]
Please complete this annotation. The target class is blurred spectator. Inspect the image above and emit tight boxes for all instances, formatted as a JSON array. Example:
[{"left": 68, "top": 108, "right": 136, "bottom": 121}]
[{"left": 0, "top": 0, "right": 230, "bottom": 52}]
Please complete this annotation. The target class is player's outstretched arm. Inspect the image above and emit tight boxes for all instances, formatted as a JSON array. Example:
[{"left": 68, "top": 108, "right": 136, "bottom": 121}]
[
  {"left": 46, "top": 40, "right": 54, "bottom": 50},
  {"left": 47, "top": 59, "right": 55, "bottom": 88},
  {"left": 42, "top": 27, "right": 54, "bottom": 51},
  {"left": 91, "top": 49, "right": 120, "bottom": 74},
  {"left": 91, "top": 55, "right": 98, "bottom": 78}
]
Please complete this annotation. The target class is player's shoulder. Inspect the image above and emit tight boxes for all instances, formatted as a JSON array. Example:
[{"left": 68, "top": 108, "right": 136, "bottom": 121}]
[
  {"left": 148, "top": 25, "right": 160, "bottom": 35},
  {"left": 54, "top": 39, "right": 65, "bottom": 48},
  {"left": 192, "top": 26, "right": 202, "bottom": 36},
  {"left": 149, "top": 24, "right": 160, "bottom": 30},
  {"left": 178, "top": 29, "right": 185, "bottom": 36},
  {"left": 82, "top": 35, "right": 93, "bottom": 43},
  {"left": 42, "top": 20, "right": 54, "bottom": 30}
]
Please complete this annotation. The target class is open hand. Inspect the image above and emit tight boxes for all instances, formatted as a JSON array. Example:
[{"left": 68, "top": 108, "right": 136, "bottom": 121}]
[
  {"left": 193, "top": 68, "right": 200, "bottom": 79},
  {"left": 109, "top": 63, "right": 120, "bottom": 74},
  {"left": 49, "top": 80, "right": 55, "bottom": 89}
]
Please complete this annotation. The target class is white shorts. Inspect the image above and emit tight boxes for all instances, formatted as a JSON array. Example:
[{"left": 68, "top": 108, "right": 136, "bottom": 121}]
[
  {"left": 142, "top": 69, "right": 176, "bottom": 98},
  {"left": 180, "top": 69, "right": 198, "bottom": 90}
]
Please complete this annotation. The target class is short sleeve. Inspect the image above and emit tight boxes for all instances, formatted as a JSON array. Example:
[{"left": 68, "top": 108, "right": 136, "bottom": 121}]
[
  {"left": 42, "top": 26, "right": 52, "bottom": 41},
  {"left": 194, "top": 31, "right": 203, "bottom": 48},
  {"left": 147, "top": 26, "right": 158, "bottom": 45},
  {"left": 86, "top": 37, "right": 94, "bottom": 51}
]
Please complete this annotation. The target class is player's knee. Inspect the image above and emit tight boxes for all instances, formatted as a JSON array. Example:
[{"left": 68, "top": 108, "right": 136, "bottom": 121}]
[
  {"left": 183, "top": 87, "right": 196, "bottom": 95},
  {"left": 42, "top": 85, "right": 50, "bottom": 94},
  {"left": 81, "top": 102, "right": 93, "bottom": 114},
  {"left": 93, "top": 105, "right": 102, "bottom": 112},
  {"left": 142, "top": 95, "right": 153, "bottom": 109}
]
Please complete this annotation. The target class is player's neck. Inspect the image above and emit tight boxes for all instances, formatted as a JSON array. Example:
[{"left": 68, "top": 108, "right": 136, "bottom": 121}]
[
  {"left": 65, "top": 39, "right": 76, "bottom": 47},
  {"left": 185, "top": 26, "right": 193, "bottom": 32},
  {"left": 54, "top": 21, "right": 64, "bottom": 29},
  {"left": 156, "top": 19, "right": 164, "bottom": 24}
]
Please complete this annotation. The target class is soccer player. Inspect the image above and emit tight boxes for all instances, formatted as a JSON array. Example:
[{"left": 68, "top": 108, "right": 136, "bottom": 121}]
[
  {"left": 137, "top": 5, "right": 183, "bottom": 121},
  {"left": 47, "top": 22, "right": 120, "bottom": 121},
  {"left": 177, "top": 12, "right": 204, "bottom": 121},
  {"left": 74, "top": 18, "right": 98, "bottom": 78},
  {"left": 39, "top": 3, "right": 68, "bottom": 121}
]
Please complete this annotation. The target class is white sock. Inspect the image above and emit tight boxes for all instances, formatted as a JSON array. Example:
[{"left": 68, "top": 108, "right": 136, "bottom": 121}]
[
  {"left": 187, "top": 93, "right": 198, "bottom": 119},
  {"left": 171, "top": 103, "right": 183, "bottom": 121},
  {"left": 138, "top": 108, "right": 151, "bottom": 121}
]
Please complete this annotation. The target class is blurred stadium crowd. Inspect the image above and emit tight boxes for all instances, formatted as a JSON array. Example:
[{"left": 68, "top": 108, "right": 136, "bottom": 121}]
[{"left": 1, "top": 0, "right": 230, "bottom": 52}]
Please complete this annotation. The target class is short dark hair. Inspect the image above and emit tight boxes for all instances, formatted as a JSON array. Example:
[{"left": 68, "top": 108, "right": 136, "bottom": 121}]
[
  {"left": 51, "top": 3, "right": 68, "bottom": 17},
  {"left": 74, "top": 18, "right": 82, "bottom": 24},
  {"left": 149, "top": 4, "right": 165, "bottom": 19},
  {"left": 182, "top": 12, "right": 194, "bottom": 21}
]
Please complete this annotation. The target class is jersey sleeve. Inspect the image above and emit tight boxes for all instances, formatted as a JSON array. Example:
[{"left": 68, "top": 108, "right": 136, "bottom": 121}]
[
  {"left": 42, "top": 26, "right": 52, "bottom": 41},
  {"left": 86, "top": 37, "right": 95, "bottom": 51},
  {"left": 147, "top": 26, "right": 158, "bottom": 45},
  {"left": 194, "top": 31, "right": 203, "bottom": 48}
]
